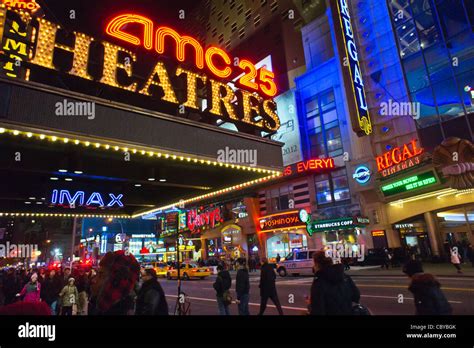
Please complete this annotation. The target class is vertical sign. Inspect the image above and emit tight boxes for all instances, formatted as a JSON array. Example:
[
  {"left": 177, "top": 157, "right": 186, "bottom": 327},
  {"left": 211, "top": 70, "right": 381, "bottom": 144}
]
[{"left": 331, "top": 0, "right": 372, "bottom": 136}]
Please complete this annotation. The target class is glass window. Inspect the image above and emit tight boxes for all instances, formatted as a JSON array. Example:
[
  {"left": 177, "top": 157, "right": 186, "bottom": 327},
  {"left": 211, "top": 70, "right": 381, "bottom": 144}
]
[
  {"left": 431, "top": 79, "right": 465, "bottom": 121},
  {"left": 437, "top": 0, "right": 469, "bottom": 39},
  {"left": 315, "top": 175, "right": 332, "bottom": 205},
  {"left": 285, "top": 252, "right": 294, "bottom": 260},
  {"left": 296, "top": 251, "right": 308, "bottom": 260},
  {"left": 305, "top": 89, "right": 342, "bottom": 159}
]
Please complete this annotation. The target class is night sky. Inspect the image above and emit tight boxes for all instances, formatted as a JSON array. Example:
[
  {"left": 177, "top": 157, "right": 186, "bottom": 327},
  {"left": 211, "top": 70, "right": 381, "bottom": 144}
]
[{"left": 38, "top": 0, "right": 203, "bottom": 38}]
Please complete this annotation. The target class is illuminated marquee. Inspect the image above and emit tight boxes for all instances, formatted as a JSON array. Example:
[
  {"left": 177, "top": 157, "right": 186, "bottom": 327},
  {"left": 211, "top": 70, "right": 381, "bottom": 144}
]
[
  {"left": 105, "top": 14, "right": 277, "bottom": 97},
  {"left": 380, "top": 171, "right": 438, "bottom": 197},
  {"left": 283, "top": 158, "right": 335, "bottom": 176},
  {"left": 258, "top": 211, "right": 306, "bottom": 233},
  {"left": 376, "top": 139, "right": 424, "bottom": 177},
  {"left": 1, "top": 0, "right": 40, "bottom": 12},
  {"left": 331, "top": 0, "right": 372, "bottom": 136},
  {"left": 50, "top": 189, "right": 124, "bottom": 208},
  {"left": 187, "top": 206, "right": 222, "bottom": 234},
  {"left": 0, "top": 8, "right": 281, "bottom": 133}
]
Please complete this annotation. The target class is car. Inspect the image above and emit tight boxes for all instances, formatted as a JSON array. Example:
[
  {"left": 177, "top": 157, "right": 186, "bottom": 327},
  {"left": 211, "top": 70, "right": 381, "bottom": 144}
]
[
  {"left": 276, "top": 249, "right": 317, "bottom": 277},
  {"left": 152, "top": 262, "right": 170, "bottom": 277},
  {"left": 166, "top": 262, "right": 211, "bottom": 280}
]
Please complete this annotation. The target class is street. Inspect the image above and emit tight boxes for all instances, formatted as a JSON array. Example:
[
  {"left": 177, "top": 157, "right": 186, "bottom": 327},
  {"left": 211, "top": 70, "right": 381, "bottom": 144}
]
[{"left": 160, "top": 273, "right": 474, "bottom": 315}]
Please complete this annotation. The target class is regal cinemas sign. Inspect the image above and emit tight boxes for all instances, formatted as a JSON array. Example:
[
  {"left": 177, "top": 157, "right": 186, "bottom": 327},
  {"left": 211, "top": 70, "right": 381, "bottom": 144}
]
[
  {"left": 0, "top": 9, "right": 280, "bottom": 132},
  {"left": 376, "top": 139, "right": 424, "bottom": 177}
]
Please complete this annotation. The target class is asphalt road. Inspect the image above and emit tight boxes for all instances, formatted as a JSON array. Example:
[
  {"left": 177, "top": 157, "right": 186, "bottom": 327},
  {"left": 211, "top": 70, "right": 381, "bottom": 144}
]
[{"left": 159, "top": 273, "right": 474, "bottom": 315}]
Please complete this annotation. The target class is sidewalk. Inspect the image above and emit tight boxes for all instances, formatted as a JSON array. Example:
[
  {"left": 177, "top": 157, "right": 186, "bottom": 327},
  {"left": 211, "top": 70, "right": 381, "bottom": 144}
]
[{"left": 346, "top": 263, "right": 474, "bottom": 278}]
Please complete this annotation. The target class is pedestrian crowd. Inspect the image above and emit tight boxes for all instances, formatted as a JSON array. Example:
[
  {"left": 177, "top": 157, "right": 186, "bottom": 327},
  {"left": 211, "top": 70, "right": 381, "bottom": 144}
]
[{"left": 0, "top": 246, "right": 464, "bottom": 316}]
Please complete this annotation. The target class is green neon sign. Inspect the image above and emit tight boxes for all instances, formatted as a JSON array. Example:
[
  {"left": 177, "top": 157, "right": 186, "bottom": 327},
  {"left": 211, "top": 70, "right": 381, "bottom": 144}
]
[
  {"left": 381, "top": 171, "right": 437, "bottom": 197},
  {"left": 305, "top": 217, "right": 369, "bottom": 236}
]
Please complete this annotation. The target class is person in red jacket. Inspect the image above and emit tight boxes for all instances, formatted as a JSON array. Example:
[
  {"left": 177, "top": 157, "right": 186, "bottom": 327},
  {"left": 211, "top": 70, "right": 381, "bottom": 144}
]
[{"left": 17, "top": 273, "right": 41, "bottom": 303}]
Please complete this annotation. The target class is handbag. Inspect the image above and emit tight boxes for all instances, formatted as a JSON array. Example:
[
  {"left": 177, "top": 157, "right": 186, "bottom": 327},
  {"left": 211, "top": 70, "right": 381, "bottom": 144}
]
[
  {"left": 352, "top": 303, "right": 371, "bottom": 315},
  {"left": 222, "top": 290, "right": 233, "bottom": 306}
]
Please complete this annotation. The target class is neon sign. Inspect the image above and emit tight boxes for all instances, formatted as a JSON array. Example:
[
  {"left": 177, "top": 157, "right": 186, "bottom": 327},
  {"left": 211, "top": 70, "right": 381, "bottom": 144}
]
[
  {"left": 50, "top": 190, "right": 124, "bottom": 208},
  {"left": 1, "top": 0, "right": 40, "bottom": 12},
  {"left": 380, "top": 171, "right": 438, "bottom": 197},
  {"left": 0, "top": 8, "right": 281, "bottom": 133},
  {"left": 187, "top": 206, "right": 222, "bottom": 234},
  {"left": 306, "top": 217, "right": 369, "bottom": 236},
  {"left": 353, "top": 165, "right": 371, "bottom": 184},
  {"left": 258, "top": 211, "right": 306, "bottom": 233},
  {"left": 376, "top": 139, "right": 423, "bottom": 177},
  {"left": 105, "top": 14, "right": 277, "bottom": 97},
  {"left": 331, "top": 0, "right": 372, "bottom": 136},
  {"left": 283, "top": 157, "right": 335, "bottom": 176}
]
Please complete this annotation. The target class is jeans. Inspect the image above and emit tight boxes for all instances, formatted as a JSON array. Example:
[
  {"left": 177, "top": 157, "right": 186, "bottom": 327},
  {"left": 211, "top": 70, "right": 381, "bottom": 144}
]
[
  {"left": 237, "top": 293, "right": 250, "bottom": 315},
  {"left": 216, "top": 296, "right": 230, "bottom": 315},
  {"left": 49, "top": 300, "right": 57, "bottom": 316}
]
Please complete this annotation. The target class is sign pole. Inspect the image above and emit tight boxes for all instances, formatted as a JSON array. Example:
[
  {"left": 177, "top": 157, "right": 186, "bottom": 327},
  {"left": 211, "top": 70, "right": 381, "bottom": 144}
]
[{"left": 70, "top": 217, "right": 77, "bottom": 269}]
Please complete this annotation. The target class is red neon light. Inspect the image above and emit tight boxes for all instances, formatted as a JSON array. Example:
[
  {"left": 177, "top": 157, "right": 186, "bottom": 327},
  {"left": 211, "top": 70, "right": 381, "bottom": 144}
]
[
  {"left": 156, "top": 26, "right": 204, "bottom": 69},
  {"left": 187, "top": 207, "right": 221, "bottom": 234},
  {"left": 205, "top": 46, "right": 232, "bottom": 79},
  {"left": 376, "top": 139, "right": 423, "bottom": 172},
  {"left": 284, "top": 158, "right": 335, "bottom": 176},
  {"left": 105, "top": 13, "right": 277, "bottom": 96},
  {"left": 258, "top": 67, "right": 277, "bottom": 97},
  {"left": 105, "top": 14, "right": 154, "bottom": 50},
  {"left": 238, "top": 59, "right": 258, "bottom": 91}
]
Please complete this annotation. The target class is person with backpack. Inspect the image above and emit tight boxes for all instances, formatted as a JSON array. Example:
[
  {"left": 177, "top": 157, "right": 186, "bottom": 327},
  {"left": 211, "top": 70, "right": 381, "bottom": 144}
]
[
  {"left": 235, "top": 258, "right": 250, "bottom": 315},
  {"left": 309, "top": 251, "right": 360, "bottom": 315},
  {"left": 258, "top": 257, "right": 283, "bottom": 315},
  {"left": 135, "top": 268, "right": 168, "bottom": 315},
  {"left": 403, "top": 260, "right": 452, "bottom": 315},
  {"left": 213, "top": 264, "right": 232, "bottom": 315},
  {"left": 450, "top": 247, "right": 462, "bottom": 274},
  {"left": 59, "top": 277, "right": 79, "bottom": 315}
]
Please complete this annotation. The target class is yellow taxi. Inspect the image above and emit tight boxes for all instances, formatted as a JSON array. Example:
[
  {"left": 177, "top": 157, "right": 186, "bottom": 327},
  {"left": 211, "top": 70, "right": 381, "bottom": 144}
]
[
  {"left": 166, "top": 262, "right": 211, "bottom": 280},
  {"left": 152, "top": 262, "right": 170, "bottom": 278}
]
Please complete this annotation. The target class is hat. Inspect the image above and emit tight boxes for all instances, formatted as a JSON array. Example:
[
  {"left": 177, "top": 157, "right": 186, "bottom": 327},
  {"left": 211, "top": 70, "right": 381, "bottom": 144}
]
[{"left": 403, "top": 260, "right": 424, "bottom": 276}]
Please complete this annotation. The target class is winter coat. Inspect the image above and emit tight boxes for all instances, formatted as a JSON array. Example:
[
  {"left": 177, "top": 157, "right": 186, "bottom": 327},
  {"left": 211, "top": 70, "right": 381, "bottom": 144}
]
[
  {"left": 213, "top": 270, "right": 231, "bottom": 297},
  {"left": 41, "top": 275, "right": 62, "bottom": 305},
  {"left": 310, "top": 263, "right": 360, "bottom": 315},
  {"left": 89, "top": 295, "right": 135, "bottom": 315},
  {"left": 408, "top": 273, "right": 452, "bottom": 315},
  {"left": 19, "top": 282, "right": 41, "bottom": 303},
  {"left": 235, "top": 268, "right": 250, "bottom": 297},
  {"left": 259, "top": 263, "right": 277, "bottom": 297},
  {"left": 135, "top": 279, "right": 169, "bottom": 315},
  {"left": 59, "top": 285, "right": 79, "bottom": 307}
]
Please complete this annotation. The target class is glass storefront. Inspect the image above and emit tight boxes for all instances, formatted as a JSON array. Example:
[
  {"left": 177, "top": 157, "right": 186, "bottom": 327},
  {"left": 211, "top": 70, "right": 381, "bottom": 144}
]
[
  {"left": 394, "top": 222, "right": 432, "bottom": 259},
  {"left": 436, "top": 205, "right": 474, "bottom": 257},
  {"left": 266, "top": 232, "right": 308, "bottom": 261}
]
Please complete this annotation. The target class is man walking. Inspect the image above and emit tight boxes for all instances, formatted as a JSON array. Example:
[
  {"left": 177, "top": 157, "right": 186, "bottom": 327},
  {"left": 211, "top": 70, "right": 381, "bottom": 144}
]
[
  {"left": 135, "top": 268, "right": 168, "bottom": 315},
  {"left": 235, "top": 258, "right": 250, "bottom": 315},
  {"left": 258, "top": 257, "right": 283, "bottom": 315}
]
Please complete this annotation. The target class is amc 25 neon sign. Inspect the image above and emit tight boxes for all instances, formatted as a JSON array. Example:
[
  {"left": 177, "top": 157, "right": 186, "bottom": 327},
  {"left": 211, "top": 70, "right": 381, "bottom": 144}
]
[
  {"left": 105, "top": 14, "right": 276, "bottom": 97},
  {"left": 50, "top": 190, "right": 124, "bottom": 208}
]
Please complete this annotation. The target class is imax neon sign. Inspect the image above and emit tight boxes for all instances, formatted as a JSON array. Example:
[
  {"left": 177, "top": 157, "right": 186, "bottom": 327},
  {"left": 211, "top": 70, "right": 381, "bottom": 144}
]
[{"left": 50, "top": 190, "right": 124, "bottom": 208}]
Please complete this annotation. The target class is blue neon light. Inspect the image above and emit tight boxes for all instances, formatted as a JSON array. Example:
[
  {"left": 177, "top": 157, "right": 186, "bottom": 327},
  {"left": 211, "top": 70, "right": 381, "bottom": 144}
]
[
  {"left": 353, "top": 165, "right": 371, "bottom": 185},
  {"left": 50, "top": 189, "right": 124, "bottom": 208}
]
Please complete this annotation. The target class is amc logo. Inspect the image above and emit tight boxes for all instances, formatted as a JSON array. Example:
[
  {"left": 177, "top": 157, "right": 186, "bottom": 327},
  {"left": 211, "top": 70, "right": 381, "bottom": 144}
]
[{"left": 2, "top": 0, "right": 41, "bottom": 12}]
